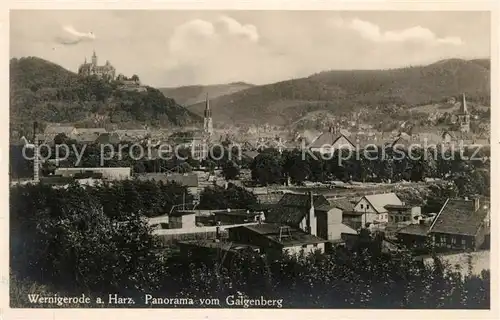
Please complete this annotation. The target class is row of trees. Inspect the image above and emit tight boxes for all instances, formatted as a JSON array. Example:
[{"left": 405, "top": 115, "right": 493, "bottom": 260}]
[
  {"left": 250, "top": 147, "right": 490, "bottom": 197},
  {"left": 10, "top": 179, "right": 490, "bottom": 308},
  {"left": 10, "top": 141, "right": 490, "bottom": 198}
]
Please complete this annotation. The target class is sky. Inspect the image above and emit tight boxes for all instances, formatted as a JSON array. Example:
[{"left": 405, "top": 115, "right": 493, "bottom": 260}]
[{"left": 10, "top": 10, "right": 491, "bottom": 88}]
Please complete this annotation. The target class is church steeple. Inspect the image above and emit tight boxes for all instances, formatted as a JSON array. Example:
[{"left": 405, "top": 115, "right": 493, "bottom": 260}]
[
  {"left": 458, "top": 93, "right": 470, "bottom": 133},
  {"left": 91, "top": 50, "right": 97, "bottom": 65},
  {"left": 461, "top": 93, "right": 468, "bottom": 114},
  {"left": 203, "top": 93, "right": 213, "bottom": 138},
  {"left": 204, "top": 93, "right": 211, "bottom": 118}
]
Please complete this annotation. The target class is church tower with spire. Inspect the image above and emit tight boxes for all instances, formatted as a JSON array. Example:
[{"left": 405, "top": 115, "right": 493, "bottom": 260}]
[
  {"left": 203, "top": 94, "right": 213, "bottom": 139},
  {"left": 91, "top": 50, "right": 98, "bottom": 66},
  {"left": 457, "top": 93, "right": 470, "bottom": 133}
]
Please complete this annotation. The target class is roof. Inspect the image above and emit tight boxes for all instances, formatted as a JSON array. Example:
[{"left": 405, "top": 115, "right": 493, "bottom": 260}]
[
  {"left": 396, "top": 224, "right": 430, "bottom": 236},
  {"left": 44, "top": 125, "right": 75, "bottom": 135},
  {"left": 77, "top": 128, "right": 107, "bottom": 135},
  {"left": 74, "top": 132, "right": 100, "bottom": 143},
  {"left": 136, "top": 173, "right": 169, "bottom": 183},
  {"left": 361, "top": 193, "right": 403, "bottom": 214},
  {"left": 214, "top": 209, "right": 260, "bottom": 217},
  {"left": 177, "top": 240, "right": 260, "bottom": 253},
  {"left": 329, "top": 223, "right": 358, "bottom": 238},
  {"left": 310, "top": 132, "right": 354, "bottom": 149},
  {"left": 391, "top": 133, "right": 413, "bottom": 148},
  {"left": 384, "top": 204, "right": 413, "bottom": 210},
  {"left": 165, "top": 173, "right": 199, "bottom": 187},
  {"left": 329, "top": 198, "right": 355, "bottom": 211},
  {"left": 95, "top": 132, "right": 120, "bottom": 144},
  {"left": 429, "top": 198, "right": 489, "bottom": 236},
  {"left": 170, "top": 210, "right": 197, "bottom": 217},
  {"left": 265, "top": 193, "right": 329, "bottom": 225},
  {"left": 238, "top": 223, "right": 327, "bottom": 247},
  {"left": 242, "top": 150, "right": 259, "bottom": 160}
]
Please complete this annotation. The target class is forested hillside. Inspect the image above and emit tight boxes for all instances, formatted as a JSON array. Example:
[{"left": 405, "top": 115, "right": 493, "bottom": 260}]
[
  {"left": 187, "top": 59, "right": 490, "bottom": 126},
  {"left": 159, "top": 82, "right": 254, "bottom": 106},
  {"left": 10, "top": 57, "right": 202, "bottom": 133}
]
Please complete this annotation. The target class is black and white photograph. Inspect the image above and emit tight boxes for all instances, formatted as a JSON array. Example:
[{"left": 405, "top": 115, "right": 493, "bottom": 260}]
[{"left": 4, "top": 6, "right": 496, "bottom": 316}]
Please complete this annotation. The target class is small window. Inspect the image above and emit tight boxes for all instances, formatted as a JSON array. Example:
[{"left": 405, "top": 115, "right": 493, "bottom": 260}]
[
  {"left": 360, "top": 204, "right": 364, "bottom": 209},
  {"left": 313, "top": 244, "right": 318, "bottom": 248},
  {"left": 451, "top": 237, "right": 456, "bottom": 244},
  {"left": 440, "top": 236, "right": 446, "bottom": 244},
  {"left": 461, "top": 239, "right": 466, "bottom": 245},
  {"left": 302, "top": 244, "right": 307, "bottom": 248},
  {"left": 366, "top": 205, "right": 370, "bottom": 210}
]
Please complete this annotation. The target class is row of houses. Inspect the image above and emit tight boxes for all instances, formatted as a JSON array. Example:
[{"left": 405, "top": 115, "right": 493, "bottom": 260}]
[
  {"left": 172, "top": 190, "right": 490, "bottom": 258},
  {"left": 308, "top": 127, "right": 490, "bottom": 154}
]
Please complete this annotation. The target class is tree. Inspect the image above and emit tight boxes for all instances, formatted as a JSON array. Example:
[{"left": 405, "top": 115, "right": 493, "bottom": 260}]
[
  {"left": 222, "top": 160, "right": 240, "bottom": 180},
  {"left": 53, "top": 133, "right": 69, "bottom": 145},
  {"left": 204, "top": 159, "right": 216, "bottom": 174},
  {"left": 250, "top": 153, "right": 283, "bottom": 185},
  {"left": 198, "top": 184, "right": 257, "bottom": 209}
]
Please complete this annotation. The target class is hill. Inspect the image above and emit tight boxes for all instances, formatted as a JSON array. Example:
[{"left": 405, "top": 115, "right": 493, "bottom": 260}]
[
  {"left": 187, "top": 58, "right": 490, "bottom": 126},
  {"left": 10, "top": 57, "right": 202, "bottom": 133},
  {"left": 158, "top": 82, "right": 254, "bottom": 106}
]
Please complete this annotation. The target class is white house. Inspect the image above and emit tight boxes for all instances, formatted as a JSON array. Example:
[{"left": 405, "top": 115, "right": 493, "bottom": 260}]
[{"left": 353, "top": 193, "right": 403, "bottom": 224}]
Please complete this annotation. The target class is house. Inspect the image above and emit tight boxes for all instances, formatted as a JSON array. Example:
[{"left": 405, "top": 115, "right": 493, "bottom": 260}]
[
  {"left": 309, "top": 127, "right": 355, "bottom": 154},
  {"left": 385, "top": 204, "right": 421, "bottom": 226},
  {"left": 241, "top": 150, "right": 259, "bottom": 161},
  {"left": 395, "top": 222, "right": 431, "bottom": 250},
  {"left": 428, "top": 197, "right": 490, "bottom": 250},
  {"left": 43, "top": 124, "right": 77, "bottom": 136},
  {"left": 169, "top": 210, "right": 196, "bottom": 229},
  {"left": 352, "top": 193, "right": 404, "bottom": 224},
  {"left": 73, "top": 132, "right": 100, "bottom": 144},
  {"left": 390, "top": 132, "right": 413, "bottom": 149},
  {"left": 315, "top": 198, "right": 357, "bottom": 241},
  {"left": 342, "top": 211, "right": 365, "bottom": 230},
  {"left": 265, "top": 192, "right": 330, "bottom": 235},
  {"left": 165, "top": 173, "right": 200, "bottom": 196},
  {"left": 54, "top": 167, "right": 131, "bottom": 180},
  {"left": 95, "top": 132, "right": 121, "bottom": 145},
  {"left": 227, "top": 223, "right": 327, "bottom": 255},
  {"left": 213, "top": 209, "right": 265, "bottom": 225}
]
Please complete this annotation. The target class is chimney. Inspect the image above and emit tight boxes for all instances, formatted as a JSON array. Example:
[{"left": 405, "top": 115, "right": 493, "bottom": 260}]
[
  {"left": 308, "top": 191, "right": 317, "bottom": 236},
  {"left": 215, "top": 222, "right": 221, "bottom": 242},
  {"left": 473, "top": 197, "right": 480, "bottom": 211}
]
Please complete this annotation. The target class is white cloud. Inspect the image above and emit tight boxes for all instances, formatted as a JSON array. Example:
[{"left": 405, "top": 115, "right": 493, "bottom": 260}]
[
  {"left": 216, "top": 16, "right": 259, "bottom": 42},
  {"left": 166, "top": 16, "right": 260, "bottom": 70},
  {"left": 55, "top": 25, "right": 96, "bottom": 45},
  {"left": 332, "top": 17, "right": 464, "bottom": 46}
]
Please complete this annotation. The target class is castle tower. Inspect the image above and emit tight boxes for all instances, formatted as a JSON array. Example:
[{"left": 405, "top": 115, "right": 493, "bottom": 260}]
[
  {"left": 203, "top": 93, "right": 213, "bottom": 139},
  {"left": 458, "top": 93, "right": 470, "bottom": 133},
  {"left": 91, "top": 50, "right": 97, "bottom": 66}
]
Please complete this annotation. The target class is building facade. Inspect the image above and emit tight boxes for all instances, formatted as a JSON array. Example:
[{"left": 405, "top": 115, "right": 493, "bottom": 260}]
[{"left": 78, "top": 51, "right": 116, "bottom": 81}]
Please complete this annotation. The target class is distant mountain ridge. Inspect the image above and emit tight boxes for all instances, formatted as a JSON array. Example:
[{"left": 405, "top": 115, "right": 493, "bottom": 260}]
[
  {"left": 184, "top": 58, "right": 490, "bottom": 126},
  {"left": 158, "top": 82, "right": 254, "bottom": 106},
  {"left": 10, "top": 57, "right": 202, "bottom": 133}
]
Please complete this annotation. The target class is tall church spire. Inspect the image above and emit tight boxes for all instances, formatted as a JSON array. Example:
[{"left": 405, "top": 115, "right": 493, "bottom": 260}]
[
  {"left": 203, "top": 93, "right": 213, "bottom": 138},
  {"left": 461, "top": 93, "right": 468, "bottom": 114}
]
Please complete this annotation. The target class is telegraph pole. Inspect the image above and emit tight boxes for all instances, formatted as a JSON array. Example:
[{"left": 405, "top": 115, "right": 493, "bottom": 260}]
[{"left": 33, "top": 121, "right": 40, "bottom": 183}]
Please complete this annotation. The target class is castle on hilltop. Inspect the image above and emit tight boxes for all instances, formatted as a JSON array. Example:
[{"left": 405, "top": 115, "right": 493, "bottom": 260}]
[{"left": 78, "top": 50, "right": 116, "bottom": 81}]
